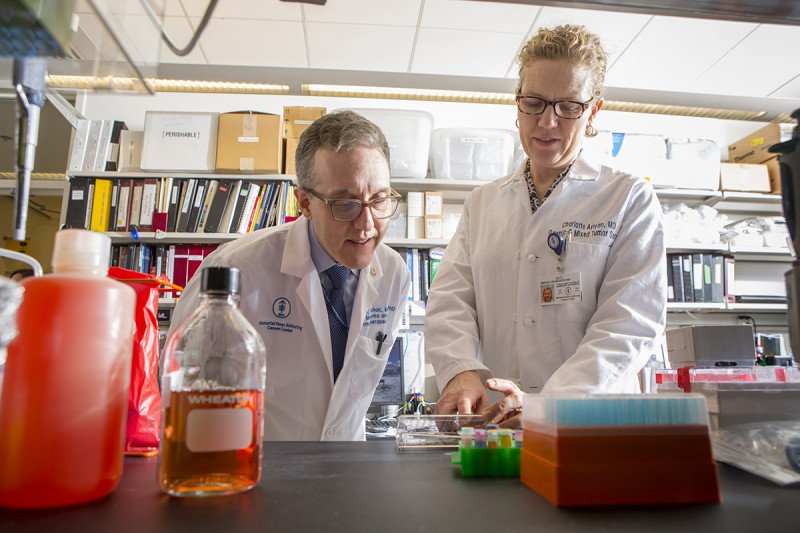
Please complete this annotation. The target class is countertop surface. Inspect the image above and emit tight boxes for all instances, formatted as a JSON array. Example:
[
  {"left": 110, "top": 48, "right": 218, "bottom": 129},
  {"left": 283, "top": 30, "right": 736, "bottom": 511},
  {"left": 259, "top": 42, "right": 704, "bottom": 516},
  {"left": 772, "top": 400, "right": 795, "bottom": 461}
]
[{"left": 1, "top": 440, "right": 798, "bottom": 532}]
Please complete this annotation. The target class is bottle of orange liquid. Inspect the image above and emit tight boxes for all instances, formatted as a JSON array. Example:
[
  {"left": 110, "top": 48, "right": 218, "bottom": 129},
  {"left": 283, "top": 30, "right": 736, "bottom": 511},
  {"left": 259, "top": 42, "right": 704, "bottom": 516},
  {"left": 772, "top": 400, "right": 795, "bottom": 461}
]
[{"left": 0, "top": 229, "right": 136, "bottom": 509}]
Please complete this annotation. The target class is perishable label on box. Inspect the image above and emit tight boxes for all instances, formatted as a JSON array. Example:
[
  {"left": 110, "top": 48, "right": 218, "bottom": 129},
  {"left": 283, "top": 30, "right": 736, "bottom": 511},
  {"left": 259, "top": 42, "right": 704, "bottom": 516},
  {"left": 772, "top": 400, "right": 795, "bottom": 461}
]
[{"left": 141, "top": 112, "right": 218, "bottom": 171}]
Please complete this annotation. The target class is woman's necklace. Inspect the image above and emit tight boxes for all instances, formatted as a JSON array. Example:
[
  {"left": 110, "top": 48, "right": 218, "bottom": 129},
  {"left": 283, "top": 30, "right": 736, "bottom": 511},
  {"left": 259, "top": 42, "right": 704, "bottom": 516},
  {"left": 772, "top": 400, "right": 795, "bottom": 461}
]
[{"left": 524, "top": 160, "right": 573, "bottom": 214}]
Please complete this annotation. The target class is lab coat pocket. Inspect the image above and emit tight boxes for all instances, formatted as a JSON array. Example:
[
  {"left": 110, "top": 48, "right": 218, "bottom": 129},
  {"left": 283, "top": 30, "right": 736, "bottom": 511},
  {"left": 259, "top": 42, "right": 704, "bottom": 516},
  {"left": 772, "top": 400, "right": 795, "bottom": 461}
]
[
  {"left": 548, "top": 241, "right": 610, "bottom": 324},
  {"left": 348, "top": 334, "right": 391, "bottom": 402}
]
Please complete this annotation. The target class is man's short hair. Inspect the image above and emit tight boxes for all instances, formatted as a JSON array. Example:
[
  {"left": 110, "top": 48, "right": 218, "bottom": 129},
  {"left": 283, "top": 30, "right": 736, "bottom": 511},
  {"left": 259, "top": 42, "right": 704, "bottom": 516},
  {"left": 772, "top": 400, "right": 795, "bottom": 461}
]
[{"left": 295, "top": 110, "right": 391, "bottom": 189}]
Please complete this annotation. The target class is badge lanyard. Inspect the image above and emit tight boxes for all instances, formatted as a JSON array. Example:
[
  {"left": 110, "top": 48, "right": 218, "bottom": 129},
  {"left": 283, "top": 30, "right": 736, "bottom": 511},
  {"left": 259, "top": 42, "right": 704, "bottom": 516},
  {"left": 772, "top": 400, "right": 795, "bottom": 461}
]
[{"left": 548, "top": 230, "right": 572, "bottom": 273}]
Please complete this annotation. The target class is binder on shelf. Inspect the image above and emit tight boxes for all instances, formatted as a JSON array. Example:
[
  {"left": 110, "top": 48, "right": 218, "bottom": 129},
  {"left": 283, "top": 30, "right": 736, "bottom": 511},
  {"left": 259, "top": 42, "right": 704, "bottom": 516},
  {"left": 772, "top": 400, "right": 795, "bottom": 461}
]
[
  {"left": 84, "top": 181, "right": 95, "bottom": 230},
  {"left": 711, "top": 254, "right": 724, "bottom": 303},
  {"left": 138, "top": 178, "right": 159, "bottom": 232},
  {"left": 64, "top": 177, "right": 91, "bottom": 229},
  {"left": 129, "top": 181, "right": 145, "bottom": 229},
  {"left": 680, "top": 254, "right": 694, "bottom": 303},
  {"left": 67, "top": 118, "right": 91, "bottom": 173},
  {"left": 90, "top": 179, "right": 113, "bottom": 232},
  {"left": 226, "top": 181, "right": 251, "bottom": 233},
  {"left": 666, "top": 255, "right": 675, "bottom": 302},
  {"left": 107, "top": 181, "right": 120, "bottom": 232},
  {"left": 92, "top": 120, "right": 112, "bottom": 171},
  {"left": 203, "top": 179, "right": 234, "bottom": 233},
  {"left": 668, "top": 254, "right": 683, "bottom": 303},
  {"left": 166, "top": 179, "right": 182, "bottom": 232},
  {"left": 702, "top": 254, "right": 713, "bottom": 303},
  {"left": 691, "top": 254, "right": 705, "bottom": 302},
  {"left": 196, "top": 179, "right": 219, "bottom": 233},
  {"left": 100, "top": 120, "right": 128, "bottom": 171},
  {"left": 724, "top": 256, "right": 736, "bottom": 303},
  {"left": 175, "top": 179, "right": 198, "bottom": 232},
  {"left": 219, "top": 180, "right": 243, "bottom": 234},
  {"left": 114, "top": 179, "right": 133, "bottom": 231},
  {"left": 185, "top": 181, "right": 207, "bottom": 233},
  {"left": 81, "top": 120, "right": 103, "bottom": 172},
  {"left": 235, "top": 182, "right": 260, "bottom": 234}
]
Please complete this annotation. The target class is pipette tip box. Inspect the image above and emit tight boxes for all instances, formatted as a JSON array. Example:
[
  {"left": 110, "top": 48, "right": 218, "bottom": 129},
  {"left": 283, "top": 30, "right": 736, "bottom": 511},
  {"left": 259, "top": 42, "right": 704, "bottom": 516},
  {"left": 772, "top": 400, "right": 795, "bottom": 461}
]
[{"left": 519, "top": 393, "right": 721, "bottom": 506}]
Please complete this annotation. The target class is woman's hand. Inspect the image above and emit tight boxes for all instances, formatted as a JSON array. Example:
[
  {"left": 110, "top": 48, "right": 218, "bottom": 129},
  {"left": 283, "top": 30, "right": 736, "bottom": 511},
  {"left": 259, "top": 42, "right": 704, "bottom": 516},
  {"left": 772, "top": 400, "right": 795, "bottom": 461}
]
[{"left": 482, "top": 378, "right": 524, "bottom": 428}]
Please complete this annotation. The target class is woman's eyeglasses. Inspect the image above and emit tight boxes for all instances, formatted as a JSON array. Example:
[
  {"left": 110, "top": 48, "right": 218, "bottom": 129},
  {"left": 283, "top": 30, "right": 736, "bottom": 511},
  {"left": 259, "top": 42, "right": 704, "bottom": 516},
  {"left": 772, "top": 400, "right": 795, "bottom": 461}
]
[
  {"left": 304, "top": 188, "right": 402, "bottom": 222},
  {"left": 515, "top": 95, "right": 593, "bottom": 119}
]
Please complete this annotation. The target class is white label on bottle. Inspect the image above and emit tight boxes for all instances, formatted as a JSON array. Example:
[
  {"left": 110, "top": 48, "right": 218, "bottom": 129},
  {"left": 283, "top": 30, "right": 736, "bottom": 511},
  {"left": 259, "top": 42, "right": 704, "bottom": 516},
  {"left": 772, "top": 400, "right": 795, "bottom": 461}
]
[{"left": 186, "top": 408, "right": 253, "bottom": 452}]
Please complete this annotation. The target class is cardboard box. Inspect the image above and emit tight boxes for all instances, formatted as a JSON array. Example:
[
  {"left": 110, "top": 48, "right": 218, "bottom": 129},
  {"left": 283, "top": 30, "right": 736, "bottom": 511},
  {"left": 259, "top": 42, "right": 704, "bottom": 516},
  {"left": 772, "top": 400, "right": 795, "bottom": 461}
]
[
  {"left": 727, "top": 123, "right": 793, "bottom": 165},
  {"left": 141, "top": 112, "right": 218, "bottom": 171},
  {"left": 424, "top": 192, "right": 443, "bottom": 216},
  {"left": 118, "top": 130, "right": 144, "bottom": 171},
  {"left": 283, "top": 106, "right": 325, "bottom": 139},
  {"left": 765, "top": 156, "right": 782, "bottom": 193},
  {"left": 216, "top": 111, "right": 281, "bottom": 173},
  {"left": 719, "top": 162, "right": 770, "bottom": 192},
  {"left": 284, "top": 137, "right": 300, "bottom": 175},
  {"left": 424, "top": 215, "right": 443, "bottom": 239}
]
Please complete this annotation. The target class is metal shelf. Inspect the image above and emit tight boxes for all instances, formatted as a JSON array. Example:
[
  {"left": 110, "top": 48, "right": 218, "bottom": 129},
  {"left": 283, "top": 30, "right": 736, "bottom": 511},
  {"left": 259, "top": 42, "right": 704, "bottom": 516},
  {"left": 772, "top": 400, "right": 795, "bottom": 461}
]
[
  {"left": 384, "top": 238, "right": 448, "bottom": 248},
  {"left": 105, "top": 231, "right": 239, "bottom": 244},
  {"left": 70, "top": 172, "right": 297, "bottom": 181},
  {"left": 0, "top": 179, "right": 68, "bottom": 197},
  {"left": 668, "top": 302, "right": 788, "bottom": 313},
  {"left": 666, "top": 243, "right": 728, "bottom": 253}
]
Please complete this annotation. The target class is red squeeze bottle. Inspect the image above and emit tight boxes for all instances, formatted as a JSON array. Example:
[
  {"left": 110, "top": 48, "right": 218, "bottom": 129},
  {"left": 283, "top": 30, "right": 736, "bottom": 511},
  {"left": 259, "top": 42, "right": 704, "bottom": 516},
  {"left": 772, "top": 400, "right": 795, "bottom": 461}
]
[{"left": 0, "top": 230, "right": 136, "bottom": 508}]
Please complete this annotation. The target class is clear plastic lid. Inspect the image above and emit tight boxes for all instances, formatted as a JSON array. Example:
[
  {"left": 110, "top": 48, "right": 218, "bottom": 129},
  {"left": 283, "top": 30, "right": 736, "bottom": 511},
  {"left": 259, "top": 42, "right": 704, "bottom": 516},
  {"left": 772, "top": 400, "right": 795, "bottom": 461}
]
[
  {"left": 521, "top": 393, "right": 710, "bottom": 434},
  {"left": 52, "top": 229, "right": 111, "bottom": 275}
]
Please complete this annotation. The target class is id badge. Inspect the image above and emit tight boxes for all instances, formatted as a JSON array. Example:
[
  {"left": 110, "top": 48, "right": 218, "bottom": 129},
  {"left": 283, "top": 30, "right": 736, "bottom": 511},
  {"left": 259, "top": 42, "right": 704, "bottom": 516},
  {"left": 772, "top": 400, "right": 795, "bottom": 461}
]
[{"left": 540, "top": 272, "right": 582, "bottom": 305}]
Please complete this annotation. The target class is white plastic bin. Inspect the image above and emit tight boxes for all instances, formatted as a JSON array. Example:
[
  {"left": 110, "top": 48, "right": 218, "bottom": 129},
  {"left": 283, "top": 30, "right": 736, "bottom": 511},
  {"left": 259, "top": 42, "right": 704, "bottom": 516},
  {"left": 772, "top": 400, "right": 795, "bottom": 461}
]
[
  {"left": 431, "top": 128, "right": 516, "bottom": 180},
  {"left": 337, "top": 108, "right": 433, "bottom": 178}
]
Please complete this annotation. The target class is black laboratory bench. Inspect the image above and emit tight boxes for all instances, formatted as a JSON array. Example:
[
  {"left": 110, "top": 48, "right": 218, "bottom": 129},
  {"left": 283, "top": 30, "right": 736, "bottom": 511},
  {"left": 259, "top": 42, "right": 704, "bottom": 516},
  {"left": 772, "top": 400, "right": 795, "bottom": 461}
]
[{"left": 1, "top": 440, "right": 797, "bottom": 533}]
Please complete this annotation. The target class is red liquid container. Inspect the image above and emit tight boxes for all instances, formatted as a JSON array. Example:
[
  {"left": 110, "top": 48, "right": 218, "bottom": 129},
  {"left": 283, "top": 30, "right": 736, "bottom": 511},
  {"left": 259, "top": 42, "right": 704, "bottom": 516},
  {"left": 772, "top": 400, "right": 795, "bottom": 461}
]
[{"left": 0, "top": 230, "right": 136, "bottom": 508}]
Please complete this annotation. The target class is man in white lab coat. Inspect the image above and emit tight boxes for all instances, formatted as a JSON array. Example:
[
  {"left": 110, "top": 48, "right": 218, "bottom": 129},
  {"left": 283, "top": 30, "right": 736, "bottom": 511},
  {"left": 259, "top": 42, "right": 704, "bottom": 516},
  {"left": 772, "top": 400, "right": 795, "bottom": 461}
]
[
  {"left": 170, "top": 110, "right": 410, "bottom": 440},
  {"left": 426, "top": 25, "right": 666, "bottom": 424}
]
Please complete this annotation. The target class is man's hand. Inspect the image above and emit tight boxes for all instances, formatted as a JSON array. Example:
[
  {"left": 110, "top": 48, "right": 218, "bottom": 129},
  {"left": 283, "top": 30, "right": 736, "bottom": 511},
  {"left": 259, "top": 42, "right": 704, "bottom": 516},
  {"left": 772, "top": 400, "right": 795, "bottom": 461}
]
[
  {"left": 482, "top": 378, "right": 524, "bottom": 428},
  {"left": 434, "top": 371, "right": 490, "bottom": 415}
]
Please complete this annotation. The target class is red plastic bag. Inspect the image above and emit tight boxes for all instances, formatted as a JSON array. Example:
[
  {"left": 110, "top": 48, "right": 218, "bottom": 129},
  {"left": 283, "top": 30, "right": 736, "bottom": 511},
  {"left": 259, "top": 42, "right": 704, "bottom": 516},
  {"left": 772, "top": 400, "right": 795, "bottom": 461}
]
[{"left": 108, "top": 267, "right": 181, "bottom": 456}]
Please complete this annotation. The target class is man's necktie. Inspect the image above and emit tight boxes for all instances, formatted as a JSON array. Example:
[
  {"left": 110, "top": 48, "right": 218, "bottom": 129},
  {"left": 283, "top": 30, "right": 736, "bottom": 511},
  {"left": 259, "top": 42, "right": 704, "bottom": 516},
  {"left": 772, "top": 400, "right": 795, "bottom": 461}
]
[{"left": 325, "top": 265, "right": 350, "bottom": 382}]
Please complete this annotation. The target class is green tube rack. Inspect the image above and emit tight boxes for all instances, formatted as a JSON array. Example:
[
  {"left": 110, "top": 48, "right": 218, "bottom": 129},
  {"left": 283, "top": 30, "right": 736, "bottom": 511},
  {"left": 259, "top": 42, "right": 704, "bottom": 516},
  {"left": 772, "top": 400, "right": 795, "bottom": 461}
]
[{"left": 451, "top": 446, "right": 521, "bottom": 477}]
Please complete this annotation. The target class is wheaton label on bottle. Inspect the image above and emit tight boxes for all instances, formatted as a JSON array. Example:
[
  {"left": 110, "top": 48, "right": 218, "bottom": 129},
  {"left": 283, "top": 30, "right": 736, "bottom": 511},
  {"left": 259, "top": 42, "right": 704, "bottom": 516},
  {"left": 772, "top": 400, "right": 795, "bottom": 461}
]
[{"left": 186, "top": 407, "right": 253, "bottom": 452}]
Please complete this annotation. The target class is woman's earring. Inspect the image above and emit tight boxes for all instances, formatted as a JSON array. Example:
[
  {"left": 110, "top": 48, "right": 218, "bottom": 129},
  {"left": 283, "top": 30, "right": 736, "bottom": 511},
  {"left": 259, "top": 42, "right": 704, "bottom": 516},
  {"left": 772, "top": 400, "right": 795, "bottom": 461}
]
[
  {"left": 585, "top": 123, "right": 598, "bottom": 137},
  {"left": 515, "top": 118, "right": 520, "bottom": 129}
]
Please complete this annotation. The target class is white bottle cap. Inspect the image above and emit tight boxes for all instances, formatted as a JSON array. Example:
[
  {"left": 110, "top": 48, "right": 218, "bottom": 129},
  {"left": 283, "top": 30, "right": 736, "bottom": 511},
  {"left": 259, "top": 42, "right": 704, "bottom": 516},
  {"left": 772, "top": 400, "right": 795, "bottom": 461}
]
[{"left": 52, "top": 229, "right": 111, "bottom": 275}]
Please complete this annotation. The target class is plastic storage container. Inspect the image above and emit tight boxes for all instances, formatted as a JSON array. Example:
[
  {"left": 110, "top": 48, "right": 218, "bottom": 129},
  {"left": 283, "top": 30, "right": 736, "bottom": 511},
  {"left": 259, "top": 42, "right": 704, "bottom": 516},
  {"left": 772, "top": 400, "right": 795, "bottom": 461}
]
[
  {"left": 431, "top": 128, "right": 516, "bottom": 180},
  {"left": 0, "top": 230, "right": 136, "bottom": 509},
  {"left": 338, "top": 108, "right": 433, "bottom": 178}
]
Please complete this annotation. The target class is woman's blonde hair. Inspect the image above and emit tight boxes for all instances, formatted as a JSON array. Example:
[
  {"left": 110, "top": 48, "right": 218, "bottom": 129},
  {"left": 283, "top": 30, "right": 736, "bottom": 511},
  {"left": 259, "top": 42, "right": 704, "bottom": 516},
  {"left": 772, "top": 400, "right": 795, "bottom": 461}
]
[{"left": 516, "top": 24, "right": 608, "bottom": 99}]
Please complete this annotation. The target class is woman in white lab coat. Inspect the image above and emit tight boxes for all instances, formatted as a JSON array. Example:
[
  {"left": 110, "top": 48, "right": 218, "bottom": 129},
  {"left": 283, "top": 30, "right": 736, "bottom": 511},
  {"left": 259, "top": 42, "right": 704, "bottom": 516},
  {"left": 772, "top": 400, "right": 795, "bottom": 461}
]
[
  {"left": 425, "top": 24, "right": 666, "bottom": 422},
  {"left": 170, "top": 111, "right": 410, "bottom": 440}
]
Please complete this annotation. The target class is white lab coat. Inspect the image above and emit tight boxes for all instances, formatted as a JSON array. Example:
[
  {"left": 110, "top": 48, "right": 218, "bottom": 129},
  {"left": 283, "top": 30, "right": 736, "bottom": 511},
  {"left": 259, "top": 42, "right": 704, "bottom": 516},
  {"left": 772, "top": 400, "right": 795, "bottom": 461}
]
[
  {"left": 426, "top": 156, "right": 666, "bottom": 395},
  {"left": 169, "top": 217, "right": 411, "bottom": 441}
]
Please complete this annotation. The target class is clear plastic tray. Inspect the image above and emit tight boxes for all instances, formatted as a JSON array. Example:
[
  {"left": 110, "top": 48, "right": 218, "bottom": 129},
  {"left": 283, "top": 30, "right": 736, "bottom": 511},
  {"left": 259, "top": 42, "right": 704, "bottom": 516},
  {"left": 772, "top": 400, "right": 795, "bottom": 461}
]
[{"left": 395, "top": 414, "right": 485, "bottom": 453}]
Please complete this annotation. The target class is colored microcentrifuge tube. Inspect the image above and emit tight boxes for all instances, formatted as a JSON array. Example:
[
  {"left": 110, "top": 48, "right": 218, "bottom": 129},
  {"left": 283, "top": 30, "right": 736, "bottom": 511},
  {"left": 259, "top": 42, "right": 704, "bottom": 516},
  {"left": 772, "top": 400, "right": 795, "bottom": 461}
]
[
  {"left": 474, "top": 429, "right": 487, "bottom": 448},
  {"left": 499, "top": 428, "right": 513, "bottom": 448},
  {"left": 513, "top": 430, "right": 523, "bottom": 448},
  {"left": 459, "top": 427, "right": 475, "bottom": 448},
  {"left": 487, "top": 429, "right": 499, "bottom": 449}
]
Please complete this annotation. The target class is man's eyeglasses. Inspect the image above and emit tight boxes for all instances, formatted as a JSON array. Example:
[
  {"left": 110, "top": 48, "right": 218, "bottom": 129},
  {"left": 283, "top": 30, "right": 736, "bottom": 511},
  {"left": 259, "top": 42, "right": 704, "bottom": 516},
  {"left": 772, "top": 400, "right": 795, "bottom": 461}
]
[
  {"left": 515, "top": 95, "right": 593, "bottom": 119},
  {"left": 304, "top": 188, "right": 402, "bottom": 222}
]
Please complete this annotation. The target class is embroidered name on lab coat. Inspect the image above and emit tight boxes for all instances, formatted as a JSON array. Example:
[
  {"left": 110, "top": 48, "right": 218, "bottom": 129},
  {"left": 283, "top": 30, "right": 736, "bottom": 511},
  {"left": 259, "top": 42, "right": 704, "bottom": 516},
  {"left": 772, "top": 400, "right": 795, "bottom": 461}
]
[{"left": 362, "top": 305, "right": 397, "bottom": 327}]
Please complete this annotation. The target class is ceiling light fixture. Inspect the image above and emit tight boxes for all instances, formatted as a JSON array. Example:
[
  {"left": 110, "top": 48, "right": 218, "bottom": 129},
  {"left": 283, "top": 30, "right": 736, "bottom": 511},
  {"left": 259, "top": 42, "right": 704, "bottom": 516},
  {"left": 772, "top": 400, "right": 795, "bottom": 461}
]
[
  {"left": 46, "top": 75, "right": 290, "bottom": 95},
  {"left": 302, "top": 83, "right": 515, "bottom": 104},
  {"left": 303, "top": 83, "right": 778, "bottom": 122}
]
